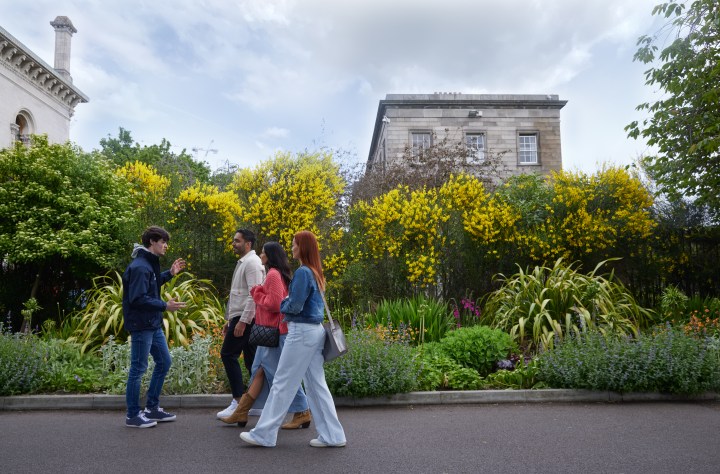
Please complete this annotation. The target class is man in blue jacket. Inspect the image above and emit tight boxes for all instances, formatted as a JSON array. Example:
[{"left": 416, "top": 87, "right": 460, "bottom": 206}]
[{"left": 123, "top": 226, "right": 186, "bottom": 428}]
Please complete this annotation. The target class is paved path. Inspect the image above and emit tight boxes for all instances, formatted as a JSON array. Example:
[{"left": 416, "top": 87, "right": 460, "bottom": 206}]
[{"left": 2, "top": 402, "right": 720, "bottom": 473}]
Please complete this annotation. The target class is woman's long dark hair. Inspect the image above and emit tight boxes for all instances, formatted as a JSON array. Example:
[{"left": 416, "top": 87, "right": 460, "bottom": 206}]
[{"left": 262, "top": 241, "right": 292, "bottom": 287}]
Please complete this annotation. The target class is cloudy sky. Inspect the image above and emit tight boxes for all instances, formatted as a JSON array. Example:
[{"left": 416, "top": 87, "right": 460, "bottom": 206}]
[{"left": 1, "top": 0, "right": 664, "bottom": 173}]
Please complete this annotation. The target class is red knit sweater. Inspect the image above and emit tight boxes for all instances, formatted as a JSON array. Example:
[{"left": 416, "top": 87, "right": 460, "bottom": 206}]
[{"left": 250, "top": 268, "right": 289, "bottom": 334}]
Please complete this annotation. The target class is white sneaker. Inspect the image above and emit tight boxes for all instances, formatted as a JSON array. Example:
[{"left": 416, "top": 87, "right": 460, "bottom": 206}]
[
  {"left": 310, "top": 438, "right": 346, "bottom": 448},
  {"left": 216, "top": 399, "right": 238, "bottom": 419},
  {"left": 240, "top": 432, "right": 266, "bottom": 447}
]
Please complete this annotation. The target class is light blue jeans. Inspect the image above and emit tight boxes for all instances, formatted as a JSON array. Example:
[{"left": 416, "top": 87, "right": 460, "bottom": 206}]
[
  {"left": 249, "top": 333, "right": 309, "bottom": 413},
  {"left": 247, "top": 322, "right": 346, "bottom": 447},
  {"left": 126, "top": 328, "right": 171, "bottom": 418}
]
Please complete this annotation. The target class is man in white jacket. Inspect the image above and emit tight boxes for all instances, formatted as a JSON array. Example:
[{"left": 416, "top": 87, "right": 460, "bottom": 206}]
[{"left": 216, "top": 229, "right": 265, "bottom": 419}]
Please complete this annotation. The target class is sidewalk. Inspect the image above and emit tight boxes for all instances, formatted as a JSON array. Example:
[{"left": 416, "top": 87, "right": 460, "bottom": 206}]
[{"left": 2, "top": 389, "right": 718, "bottom": 410}]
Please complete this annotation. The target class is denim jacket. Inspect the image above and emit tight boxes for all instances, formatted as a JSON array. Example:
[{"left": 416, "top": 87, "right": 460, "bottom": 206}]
[{"left": 280, "top": 266, "right": 324, "bottom": 324}]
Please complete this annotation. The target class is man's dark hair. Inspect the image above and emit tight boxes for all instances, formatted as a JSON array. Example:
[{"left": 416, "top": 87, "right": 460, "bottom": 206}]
[
  {"left": 236, "top": 229, "right": 256, "bottom": 247},
  {"left": 142, "top": 226, "right": 170, "bottom": 247}
]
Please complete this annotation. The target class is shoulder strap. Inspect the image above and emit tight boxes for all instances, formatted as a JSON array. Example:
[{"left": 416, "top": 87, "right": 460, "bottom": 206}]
[{"left": 319, "top": 290, "right": 336, "bottom": 330}]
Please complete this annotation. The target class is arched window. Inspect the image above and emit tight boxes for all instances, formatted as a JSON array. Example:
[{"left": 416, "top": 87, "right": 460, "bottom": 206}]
[{"left": 14, "top": 110, "right": 35, "bottom": 145}]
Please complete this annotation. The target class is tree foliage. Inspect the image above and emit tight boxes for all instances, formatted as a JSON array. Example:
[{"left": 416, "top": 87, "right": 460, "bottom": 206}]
[
  {"left": 100, "top": 127, "right": 212, "bottom": 187},
  {"left": 0, "top": 136, "right": 134, "bottom": 269},
  {"left": 626, "top": 0, "right": 720, "bottom": 217},
  {"left": 0, "top": 136, "right": 135, "bottom": 322}
]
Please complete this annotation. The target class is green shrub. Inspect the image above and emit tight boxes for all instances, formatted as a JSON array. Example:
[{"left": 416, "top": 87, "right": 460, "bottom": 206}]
[
  {"left": 100, "top": 335, "right": 217, "bottom": 395},
  {"left": 364, "top": 296, "right": 455, "bottom": 344},
  {"left": 686, "top": 296, "right": 720, "bottom": 315},
  {"left": 0, "top": 325, "right": 48, "bottom": 395},
  {"left": 484, "top": 258, "right": 653, "bottom": 352},
  {"left": 40, "top": 339, "right": 105, "bottom": 393},
  {"left": 325, "top": 327, "right": 420, "bottom": 397},
  {"left": 415, "top": 342, "right": 484, "bottom": 391},
  {"left": 483, "top": 359, "right": 545, "bottom": 389},
  {"left": 537, "top": 326, "right": 720, "bottom": 394},
  {"left": 437, "top": 325, "right": 514, "bottom": 376}
]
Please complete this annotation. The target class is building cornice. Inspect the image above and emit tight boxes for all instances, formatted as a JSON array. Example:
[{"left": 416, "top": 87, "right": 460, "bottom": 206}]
[{"left": 0, "top": 24, "right": 88, "bottom": 111}]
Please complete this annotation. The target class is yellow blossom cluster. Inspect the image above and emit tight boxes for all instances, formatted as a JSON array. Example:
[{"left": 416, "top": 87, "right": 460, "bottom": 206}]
[
  {"left": 463, "top": 197, "right": 520, "bottom": 247},
  {"left": 538, "top": 168, "right": 656, "bottom": 262},
  {"left": 173, "top": 183, "right": 243, "bottom": 252},
  {"left": 115, "top": 161, "right": 170, "bottom": 207},
  {"left": 229, "top": 151, "right": 345, "bottom": 251},
  {"left": 354, "top": 175, "right": 491, "bottom": 288}
]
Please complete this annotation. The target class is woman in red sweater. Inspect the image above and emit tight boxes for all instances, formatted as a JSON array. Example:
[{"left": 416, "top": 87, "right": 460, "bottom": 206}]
[{"left": 219, "top": 242, "right": 310, "bottom": 428}]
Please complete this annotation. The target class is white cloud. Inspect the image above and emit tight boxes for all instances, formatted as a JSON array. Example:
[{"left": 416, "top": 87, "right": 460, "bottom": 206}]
[
  {"left": 262, "top": 127, "right": 289, "bottom": 138},
  {"left": 1, "top": 0, "right": 662, "bottom": 171}
]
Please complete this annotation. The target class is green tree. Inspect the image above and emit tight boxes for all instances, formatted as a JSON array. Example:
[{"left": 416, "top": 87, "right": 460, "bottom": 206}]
[
  {"left": 626, "top": 0, "right": 720, "bottom": 217},
  {"left": 99, "top": 127, "right": 212, "bottom": 186},
  {"left": 0, "top": 136, "right": 135, "bottom": 324}
]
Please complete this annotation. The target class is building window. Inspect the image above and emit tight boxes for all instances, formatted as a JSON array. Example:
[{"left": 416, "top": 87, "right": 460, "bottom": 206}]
[
  {"left": 518, "top": 133, "right": 538, "bottom": 164},
  {"left": 14, "top": 111, "right": 34, "bottom": 146},
  {"left": 411, "top": 132, "right": 431, "bottom": 157},
  {"left": 465, "top": 133, "right": 485, "bottom": 161}
]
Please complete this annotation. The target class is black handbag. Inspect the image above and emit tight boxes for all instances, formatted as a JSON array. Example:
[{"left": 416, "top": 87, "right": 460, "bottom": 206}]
[{"left": 249, "top": 323, "right": 280, "bottom": 347}]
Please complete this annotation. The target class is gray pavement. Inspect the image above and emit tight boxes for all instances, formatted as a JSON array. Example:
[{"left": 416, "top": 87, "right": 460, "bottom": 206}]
[{"left": 1, "top": 401, "right": 720, "bottom": 473}]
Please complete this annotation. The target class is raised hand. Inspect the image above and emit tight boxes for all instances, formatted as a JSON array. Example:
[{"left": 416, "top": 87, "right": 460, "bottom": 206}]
[{"left": 170, "top": 258, "right": 186, "bottom": 276}]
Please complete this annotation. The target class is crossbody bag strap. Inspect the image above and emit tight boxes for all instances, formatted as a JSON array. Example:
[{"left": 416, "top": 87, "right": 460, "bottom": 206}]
[{"left": 319, "top": 290, "right": 336, "bottom": 331}]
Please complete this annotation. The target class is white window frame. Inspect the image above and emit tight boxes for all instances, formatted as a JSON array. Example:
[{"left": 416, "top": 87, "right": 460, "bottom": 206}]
[
  {"left": 410, "top": 131, "right": 431, "bottom": 158},
  {"left": 518, "top": 132, "right": 539, "bottom": 165},
  {"left": 465, "top": 133, "right": 486, "bottom": 161}
]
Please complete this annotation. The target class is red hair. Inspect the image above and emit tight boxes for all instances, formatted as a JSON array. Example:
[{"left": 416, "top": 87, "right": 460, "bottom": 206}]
[{"left": 294, "top": 230, "right": 325, "bottom": 291}]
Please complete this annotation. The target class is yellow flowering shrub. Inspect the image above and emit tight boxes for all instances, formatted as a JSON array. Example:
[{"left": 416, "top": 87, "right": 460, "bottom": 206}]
[
  {"left": 351, "top": 175, "right": 494, "bottom": 289},
  {"left": 173, "top": 183, "right": 243, "bottom": 253},
  {"left": 343, "top": 168, "right": 656, "bottom": 300},
  {"left": 541, "top": 167, "right": 655, "bottom": 263},
  {"left": 115, "top": 161, "right": 171, "bottom": 229},
  {"left": 463, "top": 197, "right": 520, "bottom": 247},
  {"left": 229, "top": 151, "right": 345, "bottom": 251},
  {"left": 116, "top": 161, "right": 170, "bottom": 206}
]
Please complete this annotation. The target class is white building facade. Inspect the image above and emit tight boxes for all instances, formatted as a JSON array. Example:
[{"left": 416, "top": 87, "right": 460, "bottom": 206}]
[{"left": 0, "top": 16, "right": 88, "bottom": 149}]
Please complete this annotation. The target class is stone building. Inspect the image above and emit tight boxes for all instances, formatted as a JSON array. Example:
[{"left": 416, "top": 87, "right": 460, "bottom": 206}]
[
  {"left": 0, "top": 16, "right": 88, "bottom": 149},
  {"left": 366, "top": 93, "right": 567, "bottom": 180}
]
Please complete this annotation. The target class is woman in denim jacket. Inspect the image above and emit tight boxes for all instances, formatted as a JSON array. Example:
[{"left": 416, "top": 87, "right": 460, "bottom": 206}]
[
  {"left": 240, "top": 231, "right": 346, "bottom": 448},
  {"left": 219, "top": 241, "right": 310, "bottom": 428}
]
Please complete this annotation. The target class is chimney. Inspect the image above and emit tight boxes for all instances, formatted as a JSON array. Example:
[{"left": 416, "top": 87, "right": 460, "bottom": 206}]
[{"left": 50, "top": 16, "right": 77, "bottom": 83}]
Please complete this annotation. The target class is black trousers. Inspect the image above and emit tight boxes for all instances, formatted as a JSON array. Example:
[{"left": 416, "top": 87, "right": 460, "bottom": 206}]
[{"left": 220, "top": 317, "right": 256, "bottom": 398}]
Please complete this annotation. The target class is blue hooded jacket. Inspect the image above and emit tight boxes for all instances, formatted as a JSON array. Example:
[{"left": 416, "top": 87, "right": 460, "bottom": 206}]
[{"left": 122, "top": 245, "right": 172, "bottom": 333}]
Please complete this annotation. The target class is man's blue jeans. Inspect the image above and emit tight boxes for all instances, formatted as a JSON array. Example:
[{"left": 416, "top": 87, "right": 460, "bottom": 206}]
[{"left": 126, "top": 328, "right": 172, "bottom": 418}]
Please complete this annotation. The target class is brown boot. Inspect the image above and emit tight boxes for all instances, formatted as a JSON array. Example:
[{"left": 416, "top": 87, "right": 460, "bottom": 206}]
[
  {"left": 219, "top": 393, "right": 255, "bottom": 427},
  {"left": 281, "top": 410, "right": 311, "bottom": 429}
]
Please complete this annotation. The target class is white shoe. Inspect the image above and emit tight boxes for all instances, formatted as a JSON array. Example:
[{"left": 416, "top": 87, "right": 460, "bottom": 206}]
[
  {"left": 240, "top": 432, "right": 266, "bottom": 447},
  {"left": 216, "top": 399, "right": 238, "bottom": 419},
  {"left": 309, "top": 438, "right": 346, "bottom": 448}
]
